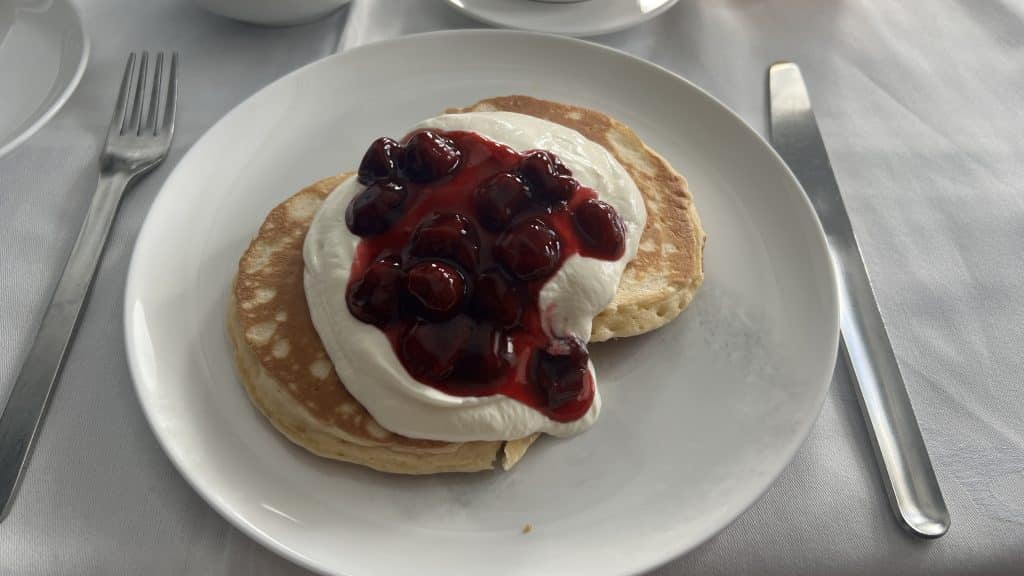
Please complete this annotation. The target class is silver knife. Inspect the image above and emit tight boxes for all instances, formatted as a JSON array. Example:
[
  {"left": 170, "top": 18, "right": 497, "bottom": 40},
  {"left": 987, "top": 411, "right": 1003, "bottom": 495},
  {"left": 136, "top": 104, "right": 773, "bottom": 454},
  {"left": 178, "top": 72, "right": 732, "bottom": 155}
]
[{"left": 769, "top": 62, "right": 949, "bottom": 537}]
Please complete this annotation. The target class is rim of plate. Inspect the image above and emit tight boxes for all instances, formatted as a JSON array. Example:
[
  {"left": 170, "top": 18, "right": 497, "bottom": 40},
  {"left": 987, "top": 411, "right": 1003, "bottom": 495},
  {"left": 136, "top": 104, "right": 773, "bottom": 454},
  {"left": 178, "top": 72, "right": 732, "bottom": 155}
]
[
  {"left": 0, "top": 0, "right": 90, "bottom": 158},
  {"left": 444, "top": 0, "right": 680, "bottom": 37},
  {"left": 125, "top": 29, "right": 839, "bottom": 576}
]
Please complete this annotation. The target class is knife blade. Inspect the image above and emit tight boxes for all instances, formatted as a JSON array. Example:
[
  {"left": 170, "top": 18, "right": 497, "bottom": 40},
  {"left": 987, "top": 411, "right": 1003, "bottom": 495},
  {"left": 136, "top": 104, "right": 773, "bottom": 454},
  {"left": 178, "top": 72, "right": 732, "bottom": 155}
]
[{"left": 768, "top": 62, "right": 949, "bottom": 538}]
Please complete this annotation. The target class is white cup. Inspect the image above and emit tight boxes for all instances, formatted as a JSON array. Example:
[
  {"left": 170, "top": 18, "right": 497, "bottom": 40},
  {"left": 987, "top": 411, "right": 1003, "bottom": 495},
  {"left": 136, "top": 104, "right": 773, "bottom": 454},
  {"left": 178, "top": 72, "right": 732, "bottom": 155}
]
[{"left": 193, "top": 0, "right": 350, "bottom": 26}]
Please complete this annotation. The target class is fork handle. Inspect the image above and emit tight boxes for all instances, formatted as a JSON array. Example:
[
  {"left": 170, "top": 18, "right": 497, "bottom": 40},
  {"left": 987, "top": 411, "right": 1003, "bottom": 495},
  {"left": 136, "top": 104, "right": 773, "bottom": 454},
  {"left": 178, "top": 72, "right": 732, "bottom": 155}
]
[{"left": 0, "top": 170, "right": 130, "bottom": 521}]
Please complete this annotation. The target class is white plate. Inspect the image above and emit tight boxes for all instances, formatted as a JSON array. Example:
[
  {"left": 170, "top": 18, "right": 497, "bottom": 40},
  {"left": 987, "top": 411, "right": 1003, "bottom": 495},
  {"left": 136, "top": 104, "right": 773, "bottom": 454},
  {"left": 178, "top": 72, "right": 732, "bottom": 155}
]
[
  {"left": 0, "top": 0, "right": 88, "bottom": 158},
  {"left": 126, "top": 31, "right": 837, "bottom": 576},
  {"left": 445, "top": 0, "right": 679, "bottom": 37}
]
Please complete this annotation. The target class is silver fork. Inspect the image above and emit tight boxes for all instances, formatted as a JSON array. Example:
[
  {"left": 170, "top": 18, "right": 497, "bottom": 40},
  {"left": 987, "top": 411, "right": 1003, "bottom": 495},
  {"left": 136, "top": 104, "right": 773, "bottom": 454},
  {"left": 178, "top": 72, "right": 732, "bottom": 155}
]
[{"left": 0, "top": 52, "right": 178, "bottom": 521}]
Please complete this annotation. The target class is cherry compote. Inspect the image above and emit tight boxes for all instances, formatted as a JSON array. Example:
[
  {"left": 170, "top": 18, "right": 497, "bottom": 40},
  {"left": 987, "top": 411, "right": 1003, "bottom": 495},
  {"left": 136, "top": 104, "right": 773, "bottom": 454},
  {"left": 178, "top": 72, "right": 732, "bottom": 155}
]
[
  {"left": 573, "top": 199, "right": 626, "bottom": 259},
  {"left": 344, "top": 129, "right": 625, "bottom": 421},
  {"left": 358, "top": 137, "right": 404, "bottom": 184}
]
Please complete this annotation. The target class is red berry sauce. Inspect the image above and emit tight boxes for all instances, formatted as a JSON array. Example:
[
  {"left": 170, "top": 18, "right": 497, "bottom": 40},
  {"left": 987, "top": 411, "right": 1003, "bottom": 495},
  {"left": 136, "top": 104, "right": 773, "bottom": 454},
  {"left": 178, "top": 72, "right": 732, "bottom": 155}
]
[{"left": 345, "top": 129, "right": 627, "bottom": 422}]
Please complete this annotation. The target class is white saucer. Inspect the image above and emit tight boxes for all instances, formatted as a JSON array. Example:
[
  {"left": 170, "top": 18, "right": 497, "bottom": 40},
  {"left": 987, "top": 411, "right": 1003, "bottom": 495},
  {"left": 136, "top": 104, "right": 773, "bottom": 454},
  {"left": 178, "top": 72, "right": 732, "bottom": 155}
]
[
  {"left": 126, "top": 30, "right": 838, "bottom": 576},
  {"left": 0, "top": 0, "right": 88, "bottom": 158},
  {"left": 445, "top": 0, "right": 679, "bottom": 37}
]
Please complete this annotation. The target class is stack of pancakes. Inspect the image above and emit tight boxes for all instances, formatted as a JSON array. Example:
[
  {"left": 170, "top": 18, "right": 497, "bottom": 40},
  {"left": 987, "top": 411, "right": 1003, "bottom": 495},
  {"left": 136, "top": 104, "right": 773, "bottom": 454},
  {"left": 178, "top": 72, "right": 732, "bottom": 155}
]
[{"left": 228, "top": 96, "right": 705, "bottom": 474}]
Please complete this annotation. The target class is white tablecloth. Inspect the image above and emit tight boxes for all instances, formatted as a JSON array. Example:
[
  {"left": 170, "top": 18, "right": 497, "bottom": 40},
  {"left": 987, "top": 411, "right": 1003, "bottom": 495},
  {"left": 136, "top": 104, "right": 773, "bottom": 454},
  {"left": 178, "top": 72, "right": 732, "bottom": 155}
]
[{"left": 2, "top": 1, "right": 1022, "bottom": 574}]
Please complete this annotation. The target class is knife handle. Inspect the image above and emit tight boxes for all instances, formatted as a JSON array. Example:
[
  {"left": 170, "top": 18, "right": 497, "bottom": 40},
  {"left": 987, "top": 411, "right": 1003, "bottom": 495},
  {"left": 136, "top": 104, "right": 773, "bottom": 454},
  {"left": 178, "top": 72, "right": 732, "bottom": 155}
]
[
  {"left": 769, "top": 62, "right": 949, "bottom": 538},
  {"left": 836, "top": 246, "right": 951, "bottom": 537}
]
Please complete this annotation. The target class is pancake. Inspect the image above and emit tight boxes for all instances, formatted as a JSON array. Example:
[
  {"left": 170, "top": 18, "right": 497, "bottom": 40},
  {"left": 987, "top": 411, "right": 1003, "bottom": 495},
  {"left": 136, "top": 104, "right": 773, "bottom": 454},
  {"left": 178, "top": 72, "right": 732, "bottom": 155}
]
[
  {"left": 231, "top": 174, "right": 537, "bottom": 474},
  {"left": 229, "top": 98, "right": 705, "bottom": 473},
  {"left": 448, "top": 96, "right": 706, "bottom": 342}
]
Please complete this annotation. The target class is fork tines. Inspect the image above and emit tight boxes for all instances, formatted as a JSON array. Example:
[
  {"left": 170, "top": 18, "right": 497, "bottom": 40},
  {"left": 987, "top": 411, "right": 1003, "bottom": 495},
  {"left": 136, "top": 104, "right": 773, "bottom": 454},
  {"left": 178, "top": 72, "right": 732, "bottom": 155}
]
[{"left": 109, "top": 51, "right": 178, "bottom": 139}]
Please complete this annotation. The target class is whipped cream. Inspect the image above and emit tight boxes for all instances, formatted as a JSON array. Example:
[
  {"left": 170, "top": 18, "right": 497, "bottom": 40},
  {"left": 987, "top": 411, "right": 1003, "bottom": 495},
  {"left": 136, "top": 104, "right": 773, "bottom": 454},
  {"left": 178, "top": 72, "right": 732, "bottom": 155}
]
[{"left": 303, "top": 112, "right": 647, "bottom": 442}]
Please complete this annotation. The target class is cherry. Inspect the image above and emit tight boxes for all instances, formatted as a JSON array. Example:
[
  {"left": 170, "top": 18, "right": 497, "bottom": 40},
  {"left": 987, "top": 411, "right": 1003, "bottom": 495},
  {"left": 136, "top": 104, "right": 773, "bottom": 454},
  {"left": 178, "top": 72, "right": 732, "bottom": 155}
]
[
  {"left": 453, "top": 325, "right": 511, "bottom": 383},
  {"left": 409, "top": 212, "right": 479, "bottom": 272},
  {"left": 405, "top": 261, "right": 466, "bottom": 320},
  {"left": 529, "top": 337, "right": 590, "bottom": 410},
  {"left": 475, "top": 171, "right": 530, "bottom": 231},
  {"left": 404, "top": 131, "right": 461, "bottom": 182},
  {"left": 573, "top": 199, "right": 626, "bottom": 259},
  {"left": 345, "top": 181, "right": 407, "bottom": 236},
  {"left": 520, "top": 151, "right": 578, "bottom": 203},
  {"left": 495, "top": 217, "right": 561, "bottom": 280},
  {"left": 470, "top": 271, "right": 522, "bottom": 328},
  {"left": 399, "top": 317, "right": 472, "bottom": 381},
  {"left": 346, "top": 256, "right": 404, "bottom": 326},
  {"left": 357, "top": 137, "right": 404, "bottom": 185}
]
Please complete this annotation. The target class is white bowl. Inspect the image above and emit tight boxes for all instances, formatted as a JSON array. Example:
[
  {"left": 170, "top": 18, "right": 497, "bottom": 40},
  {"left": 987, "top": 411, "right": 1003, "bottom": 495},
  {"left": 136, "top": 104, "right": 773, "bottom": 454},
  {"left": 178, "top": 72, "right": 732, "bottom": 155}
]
[{"left": 194, "top": 0, "right": 351, "bottom": 26}]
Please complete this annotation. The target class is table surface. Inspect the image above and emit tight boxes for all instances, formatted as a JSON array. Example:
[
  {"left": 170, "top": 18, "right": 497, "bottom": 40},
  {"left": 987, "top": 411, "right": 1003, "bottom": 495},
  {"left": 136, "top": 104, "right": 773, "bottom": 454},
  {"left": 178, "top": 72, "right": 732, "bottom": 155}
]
[{"left": 2, "top": 0, "right": 1023, "bottom": 574}]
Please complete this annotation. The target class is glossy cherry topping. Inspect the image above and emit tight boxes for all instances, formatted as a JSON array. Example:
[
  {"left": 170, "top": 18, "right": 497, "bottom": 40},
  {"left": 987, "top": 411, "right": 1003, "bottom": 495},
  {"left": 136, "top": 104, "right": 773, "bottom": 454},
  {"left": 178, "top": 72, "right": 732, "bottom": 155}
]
[
  {"left": 358, "top": 137, "right": 404, "bottom": 185},
  {"left": 346, "top": 256, "right": 404, "bottom": 326},
  {"left": 345, "top": 181, "right": 407, "bottom": 236},
  {"left": 530, "top": 336, "right": 592, "bottom": 417},
  {"left": 475, "top": 171, "right": 531, "bottom": 231},
  {"left": 573, "top": 199, "right": 626, "bottom": 259},
  {"left": 520, "top": 150, "right": 579, "bottom": 203},
  {"left": 470, "top": 272, "right": 522, "bottom": 328},
  {"left": 453, "top": 325, "right": 512, "bottom": 383},
  {"left": 409, "top": 212, "right": 479, "bottom": 272},
  {"left": 404, "top": 131, "right": 461, "bottom": 182},
  {"left": 405, "top": 260, "right": 466, "bottom": 320},
  {"left": 495, "top": 217, "right": 561, "bottom": 280},
  {"left": 344, "top": 129, "right": 625, "bottom": 422},
  {"left": 400, "top": 319, "right": 469, "bottom": 381}
]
